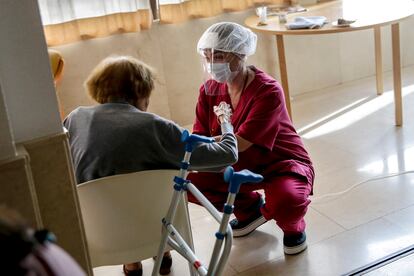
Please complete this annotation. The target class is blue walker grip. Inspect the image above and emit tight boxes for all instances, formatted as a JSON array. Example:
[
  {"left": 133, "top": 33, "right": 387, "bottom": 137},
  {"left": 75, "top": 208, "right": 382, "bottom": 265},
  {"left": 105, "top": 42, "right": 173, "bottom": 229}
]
[
  {"left": 224, "top": 166, "right": 263, "bottom": 194},
  {"left": 181, "top": 130, "right": 215, "bottom": 144}
]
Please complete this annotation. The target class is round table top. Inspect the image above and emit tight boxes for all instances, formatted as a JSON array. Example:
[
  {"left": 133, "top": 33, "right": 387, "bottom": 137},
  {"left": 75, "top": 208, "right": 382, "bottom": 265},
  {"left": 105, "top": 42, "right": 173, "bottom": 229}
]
[{"left": 245, "top": 0, "right": 414, "bottom": 35}]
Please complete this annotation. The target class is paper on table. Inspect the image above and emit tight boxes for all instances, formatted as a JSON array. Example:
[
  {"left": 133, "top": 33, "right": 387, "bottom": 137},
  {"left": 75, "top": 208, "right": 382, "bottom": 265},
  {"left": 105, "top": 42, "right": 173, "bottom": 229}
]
[{"left": 285, "top": 16, "right": 327, "bottom": 29}]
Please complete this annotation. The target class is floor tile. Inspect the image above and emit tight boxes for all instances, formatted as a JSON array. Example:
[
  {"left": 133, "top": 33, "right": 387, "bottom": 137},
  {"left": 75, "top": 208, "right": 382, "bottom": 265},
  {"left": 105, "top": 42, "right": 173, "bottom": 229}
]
[
  {"left": 384, "top": 204, "right": 414, "bottom": 233},
  {"left": 237, "top": 218, "right": 414, "bottom": 276},
  {"left": 312, "top": 173, "right": 414, "bottom": 229}
]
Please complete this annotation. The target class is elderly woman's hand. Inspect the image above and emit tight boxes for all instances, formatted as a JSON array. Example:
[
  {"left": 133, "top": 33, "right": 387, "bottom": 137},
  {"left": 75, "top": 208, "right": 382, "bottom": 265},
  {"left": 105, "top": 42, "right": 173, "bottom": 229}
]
[{"left": 214, "top": 101, "right": 232, "bottom": 124}]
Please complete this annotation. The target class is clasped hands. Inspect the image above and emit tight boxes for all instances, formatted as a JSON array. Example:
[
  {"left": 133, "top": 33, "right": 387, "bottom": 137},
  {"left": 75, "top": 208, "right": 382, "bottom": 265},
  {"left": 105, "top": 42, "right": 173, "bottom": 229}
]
[{"left": 213, "top": 101, "right": 232, "bottom": 124}]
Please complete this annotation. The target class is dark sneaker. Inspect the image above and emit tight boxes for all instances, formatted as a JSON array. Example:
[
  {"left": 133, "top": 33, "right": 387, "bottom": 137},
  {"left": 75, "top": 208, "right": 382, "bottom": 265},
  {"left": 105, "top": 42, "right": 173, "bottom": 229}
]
[
  {"left": 230, "top": 197, "right": 267, "bottom": 237},
  {"left": 283, "top": 232, "right": 307, "bottom": 255}
]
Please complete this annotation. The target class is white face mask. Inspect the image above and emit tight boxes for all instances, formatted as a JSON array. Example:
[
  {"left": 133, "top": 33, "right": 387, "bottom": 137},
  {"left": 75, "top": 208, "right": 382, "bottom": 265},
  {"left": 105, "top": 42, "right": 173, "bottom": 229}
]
[{"left": 207, "top": 62, "right": 235, "bottom": 83}]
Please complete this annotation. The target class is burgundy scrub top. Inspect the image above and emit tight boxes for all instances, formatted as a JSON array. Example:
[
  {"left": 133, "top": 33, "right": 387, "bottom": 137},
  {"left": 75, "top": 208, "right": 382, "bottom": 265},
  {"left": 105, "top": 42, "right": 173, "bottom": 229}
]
[{"left": 193, "top": 66, "right": 314, "bottom": 187}]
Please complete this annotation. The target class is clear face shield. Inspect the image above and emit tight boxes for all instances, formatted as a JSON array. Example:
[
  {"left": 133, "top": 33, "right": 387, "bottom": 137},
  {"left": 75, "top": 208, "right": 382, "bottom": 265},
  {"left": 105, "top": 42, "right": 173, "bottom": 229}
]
[{"left": 200, "top": 49, "right": 245, "bottom": 96}]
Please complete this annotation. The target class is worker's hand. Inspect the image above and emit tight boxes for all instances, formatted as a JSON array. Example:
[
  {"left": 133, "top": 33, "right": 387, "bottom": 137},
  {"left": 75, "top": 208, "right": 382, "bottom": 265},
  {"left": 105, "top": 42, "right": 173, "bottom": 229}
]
[{"left": 213, "top": 101, "right": 232, "bottom": 124}]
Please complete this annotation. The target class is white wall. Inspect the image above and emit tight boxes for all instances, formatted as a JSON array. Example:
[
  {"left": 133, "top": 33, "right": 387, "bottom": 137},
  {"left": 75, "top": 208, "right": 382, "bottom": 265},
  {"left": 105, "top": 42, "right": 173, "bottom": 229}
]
[
  {"left": 0, "top": 83, "right": 15, "bottom": 160},
  {"left": 54, "top": 10, "right": 414, "bottom": 127},
  {"left": 0, "top": 0, "right": 62, "bottom": 143}
]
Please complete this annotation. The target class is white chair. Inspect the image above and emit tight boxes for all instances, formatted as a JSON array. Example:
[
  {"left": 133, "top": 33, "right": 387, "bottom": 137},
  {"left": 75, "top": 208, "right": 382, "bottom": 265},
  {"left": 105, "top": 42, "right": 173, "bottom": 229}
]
[{"left": 77, "top": 170, "right": 194, "bottom": 268}]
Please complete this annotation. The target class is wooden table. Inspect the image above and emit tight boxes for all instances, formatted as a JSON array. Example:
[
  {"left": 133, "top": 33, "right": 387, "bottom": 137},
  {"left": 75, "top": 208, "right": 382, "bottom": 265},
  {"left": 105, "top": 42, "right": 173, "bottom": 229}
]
[{"left": 245, "top": 0, "right": 414, "bottom": 126}]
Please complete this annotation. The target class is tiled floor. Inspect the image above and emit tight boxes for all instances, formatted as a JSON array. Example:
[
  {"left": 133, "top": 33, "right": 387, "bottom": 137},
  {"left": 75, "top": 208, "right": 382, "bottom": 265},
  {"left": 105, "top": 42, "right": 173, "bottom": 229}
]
[{"left": 94, "top": 65, "right": 414, "bottom": 275}]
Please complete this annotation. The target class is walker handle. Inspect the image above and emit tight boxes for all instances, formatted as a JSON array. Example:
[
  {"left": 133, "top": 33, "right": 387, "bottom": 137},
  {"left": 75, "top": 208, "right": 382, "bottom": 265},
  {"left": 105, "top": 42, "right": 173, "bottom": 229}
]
[
  {"left": 224, "top": 166, "right": 263, "bottom": 194},
  {"left": 181, "top": 129, "right": 215, "bottom": 144}
]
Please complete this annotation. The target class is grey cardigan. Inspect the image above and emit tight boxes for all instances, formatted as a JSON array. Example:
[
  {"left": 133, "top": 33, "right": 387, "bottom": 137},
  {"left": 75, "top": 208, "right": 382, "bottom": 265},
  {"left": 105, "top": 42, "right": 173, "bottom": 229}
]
[{"left": 63, "top": 102, "right": 238, "bottom": 183}]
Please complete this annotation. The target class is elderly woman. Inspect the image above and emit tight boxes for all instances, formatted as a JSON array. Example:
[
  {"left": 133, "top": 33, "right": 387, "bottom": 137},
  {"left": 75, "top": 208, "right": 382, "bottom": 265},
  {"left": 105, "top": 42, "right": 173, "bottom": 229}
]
[
  {"left": 188, "top": 22, "right": 314, "bottom": 255},
  {"left": 63, "top": 56, "right": 237, "bottom": 275}
]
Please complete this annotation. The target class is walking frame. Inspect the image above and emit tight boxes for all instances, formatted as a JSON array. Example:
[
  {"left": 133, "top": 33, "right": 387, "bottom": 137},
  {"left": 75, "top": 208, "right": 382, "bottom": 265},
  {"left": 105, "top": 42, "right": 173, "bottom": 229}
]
[{"left": 152, "top": 130, "right": 263, "bottom": 276}]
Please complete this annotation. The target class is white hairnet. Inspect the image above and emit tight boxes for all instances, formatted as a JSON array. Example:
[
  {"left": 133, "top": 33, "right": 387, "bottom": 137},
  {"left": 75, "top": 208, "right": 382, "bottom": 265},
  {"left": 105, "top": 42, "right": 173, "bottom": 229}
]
[{"left": 197, "top": 22, "right": 257, "bottom": 57}]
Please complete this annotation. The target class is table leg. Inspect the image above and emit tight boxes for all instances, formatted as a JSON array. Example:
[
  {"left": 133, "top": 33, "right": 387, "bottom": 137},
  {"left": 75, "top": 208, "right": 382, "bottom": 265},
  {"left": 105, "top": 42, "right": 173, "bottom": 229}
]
[
  {"left": 391, "top": 23, "right": 402, "bottom": 126},
  {"left": 276, "top": 34, "right": 292, "bottom": 118},
  {"left": 374, "top": 26, "right": 383, "bottom": 95}
]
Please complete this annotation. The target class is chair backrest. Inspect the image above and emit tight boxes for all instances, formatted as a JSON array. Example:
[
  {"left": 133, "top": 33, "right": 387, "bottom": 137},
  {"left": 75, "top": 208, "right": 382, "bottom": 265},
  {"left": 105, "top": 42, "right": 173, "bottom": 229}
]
[{"left": 77, "top": 170, "right": 192, "bottom": 267}]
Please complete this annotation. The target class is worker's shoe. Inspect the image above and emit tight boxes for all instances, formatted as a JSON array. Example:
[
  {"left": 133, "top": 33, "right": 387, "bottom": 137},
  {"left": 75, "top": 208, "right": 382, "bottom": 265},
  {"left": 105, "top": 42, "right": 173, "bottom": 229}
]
[
  {"left": 283, "top": 232, "right": 307, "bottom": 255},
  {"left": 230, "top": 197, "right": 267, "bottom": 237}
]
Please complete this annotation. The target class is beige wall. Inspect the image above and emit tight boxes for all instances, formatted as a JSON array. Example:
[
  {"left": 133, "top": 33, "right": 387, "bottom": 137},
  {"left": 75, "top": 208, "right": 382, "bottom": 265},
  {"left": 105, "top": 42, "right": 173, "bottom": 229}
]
[
  {"left": 54, "top": 11, "right": 414, "bottom": 127},
  {"left": 0, "top": 147, "right": 42, "bottom": 228}
]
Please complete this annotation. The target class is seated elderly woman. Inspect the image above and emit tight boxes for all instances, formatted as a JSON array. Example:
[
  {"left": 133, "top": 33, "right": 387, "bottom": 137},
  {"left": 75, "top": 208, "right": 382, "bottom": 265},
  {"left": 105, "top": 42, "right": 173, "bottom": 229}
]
[{"left": 63, "top": 56, "right": 237, "bottom": 276}]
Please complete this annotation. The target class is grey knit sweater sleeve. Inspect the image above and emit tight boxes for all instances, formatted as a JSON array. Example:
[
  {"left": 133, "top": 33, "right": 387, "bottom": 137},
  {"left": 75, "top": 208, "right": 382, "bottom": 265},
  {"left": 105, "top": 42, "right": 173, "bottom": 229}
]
[
  {"left": 64, "top": 104, "right": 238, "bottom": 183},
  {"left": 156, "top": 119, "right": 238, "bottom": 171}
]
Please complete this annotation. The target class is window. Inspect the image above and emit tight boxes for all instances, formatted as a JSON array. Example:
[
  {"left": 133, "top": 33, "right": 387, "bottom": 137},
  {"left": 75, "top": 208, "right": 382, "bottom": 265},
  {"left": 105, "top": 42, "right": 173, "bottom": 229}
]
[{"left": 37, "top": 0, "right": 151, "bottom": 25}]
